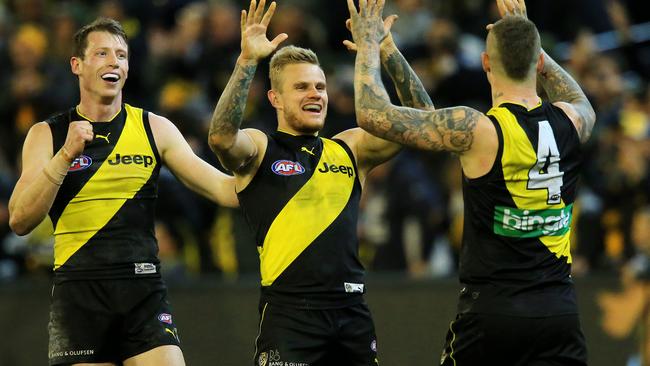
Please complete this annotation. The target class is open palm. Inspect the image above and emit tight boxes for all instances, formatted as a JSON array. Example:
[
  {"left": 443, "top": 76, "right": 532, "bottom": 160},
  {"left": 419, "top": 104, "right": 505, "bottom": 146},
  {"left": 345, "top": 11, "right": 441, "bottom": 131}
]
[{"left": 240, "top": 0, "right": 288, "bottom": 62}]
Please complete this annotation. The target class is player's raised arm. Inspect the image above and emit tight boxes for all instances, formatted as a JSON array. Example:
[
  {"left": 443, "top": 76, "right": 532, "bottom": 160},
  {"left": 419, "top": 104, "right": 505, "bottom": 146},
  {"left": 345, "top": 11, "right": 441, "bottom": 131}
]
[
  {"left": 207, "top": 0, "right": 287, "bottom": 172},
  {"left": 347, "top": 0, "right": 488, "bottom": 154}
]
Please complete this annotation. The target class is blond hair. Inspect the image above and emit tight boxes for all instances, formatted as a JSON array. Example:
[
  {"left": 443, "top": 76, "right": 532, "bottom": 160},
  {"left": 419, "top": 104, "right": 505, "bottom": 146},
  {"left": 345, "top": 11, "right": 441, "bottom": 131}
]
[{"left": 269, "top": 46, "right": 320, "bottom": 90}]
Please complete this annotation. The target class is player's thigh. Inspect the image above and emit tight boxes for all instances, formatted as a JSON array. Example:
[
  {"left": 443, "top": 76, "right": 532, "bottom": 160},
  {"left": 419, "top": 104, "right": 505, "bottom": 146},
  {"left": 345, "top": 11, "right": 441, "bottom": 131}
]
[
  {"left": 119, "top": 279, "right": 181, "bottom": 361},
  {"left": 334, "top": 303, "right": 379, "bottom": 366},
  {"left": 529, "top": 315, "right": 587, "bottom": 366},
  {"left": 49, "top": 281, "right": 119, "bottom": 365},
  {"left": 123, "top": 345, "right": 185, "bottom": 366},
  {"left": 440, "top": 313, "right": 527, "bottom": 366},
  {"left": 254, "top": 303, "right": 330, "bottom": 366}
]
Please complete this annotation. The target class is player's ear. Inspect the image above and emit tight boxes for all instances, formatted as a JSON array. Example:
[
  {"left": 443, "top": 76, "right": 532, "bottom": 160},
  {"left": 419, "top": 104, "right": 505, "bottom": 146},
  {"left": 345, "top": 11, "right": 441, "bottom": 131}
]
[
  {"left": 536, "top": 53, "right": 544, "bottom": 73},
  {"left": 71, "top": 56, "right": 82, "bottom": 76},
  {"left": 481, "top": 52, "right": 491, "bottom": 74},
  {"left": 268, "top": 89, "right": 281, "bottom": 109}
]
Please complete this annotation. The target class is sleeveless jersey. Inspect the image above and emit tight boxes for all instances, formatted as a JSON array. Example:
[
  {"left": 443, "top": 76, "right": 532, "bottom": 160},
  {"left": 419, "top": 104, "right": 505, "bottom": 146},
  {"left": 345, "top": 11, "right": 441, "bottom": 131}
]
[
  {"left": 238, "top": 131, "right": 364, "bottom": 309},
  {"left": 459, "top": 101, "right": 582, "bottom": 316},
  {"left": 47, "top": 104, "right": 161, "bottom": 280}
]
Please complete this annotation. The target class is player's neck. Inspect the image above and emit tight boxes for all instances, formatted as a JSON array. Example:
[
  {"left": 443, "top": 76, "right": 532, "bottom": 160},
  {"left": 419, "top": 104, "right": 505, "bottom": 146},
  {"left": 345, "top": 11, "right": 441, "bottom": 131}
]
[
  {"left": 276, "top": 119, "right": 319, "bottom": 137},
  {"left": 491, "top": 81, "right": 540, "bottom": 110},
  {"left": 77, "top": 95, "right": 122, "bottom": 122}
]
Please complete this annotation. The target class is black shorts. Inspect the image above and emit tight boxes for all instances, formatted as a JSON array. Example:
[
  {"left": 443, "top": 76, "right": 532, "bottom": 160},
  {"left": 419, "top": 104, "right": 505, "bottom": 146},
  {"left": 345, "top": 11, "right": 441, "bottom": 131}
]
[
  {"left": 440, "top": 313, "right": 587, "bottom": 366},
  {"left": 48, "top": 277, "right": 181, "bottom": 365},
  {"left": 253, "top": 302, "right": 379, "bottom": 366}
]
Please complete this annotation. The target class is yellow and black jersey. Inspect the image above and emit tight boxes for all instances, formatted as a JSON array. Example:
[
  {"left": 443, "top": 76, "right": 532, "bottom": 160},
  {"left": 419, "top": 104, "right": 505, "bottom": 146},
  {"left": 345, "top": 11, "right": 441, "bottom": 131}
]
[
  {"left": 47, "top": 104, "right": 161, "bottom": 280},
  {"left": 238, "top": 131, "right": 364, "bottom": 309},
  {"left": 459, "top": 101, "right": 582, "bottom": 316}
]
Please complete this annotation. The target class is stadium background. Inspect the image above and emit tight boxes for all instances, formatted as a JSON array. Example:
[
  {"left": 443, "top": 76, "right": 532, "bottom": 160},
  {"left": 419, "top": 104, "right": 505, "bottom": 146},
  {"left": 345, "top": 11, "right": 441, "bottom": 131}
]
[{"left": 0, "top": 0, "right": 648, "bottom": 365}]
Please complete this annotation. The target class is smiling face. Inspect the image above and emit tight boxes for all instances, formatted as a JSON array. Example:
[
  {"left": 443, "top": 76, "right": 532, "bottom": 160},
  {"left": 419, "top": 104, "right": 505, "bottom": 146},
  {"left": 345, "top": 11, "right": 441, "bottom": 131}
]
[
  {"left": 71, "top": 30, "right": 128, "bottom": 104},
  {"left": 268, "top": 63, "right": 328, "bottom": 135}
]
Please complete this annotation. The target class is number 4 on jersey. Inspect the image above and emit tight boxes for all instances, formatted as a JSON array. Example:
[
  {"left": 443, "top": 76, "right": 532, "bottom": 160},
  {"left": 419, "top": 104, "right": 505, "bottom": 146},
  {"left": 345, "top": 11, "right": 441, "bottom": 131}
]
[{"left": 527, "top": 121, "right": 564, "bottom": 205}]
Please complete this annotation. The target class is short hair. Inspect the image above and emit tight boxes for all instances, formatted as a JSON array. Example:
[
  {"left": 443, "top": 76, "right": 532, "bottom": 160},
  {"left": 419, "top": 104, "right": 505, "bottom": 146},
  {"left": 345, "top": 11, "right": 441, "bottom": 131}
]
[
  {"left": 490, "top": 16, "right": 540, "bottom": 81},
  {"left": 269, "top": 46, "right": 320, "bottom": 90},
  {"left": 72, "top": 17, "right": 128, "bottom": 59}
]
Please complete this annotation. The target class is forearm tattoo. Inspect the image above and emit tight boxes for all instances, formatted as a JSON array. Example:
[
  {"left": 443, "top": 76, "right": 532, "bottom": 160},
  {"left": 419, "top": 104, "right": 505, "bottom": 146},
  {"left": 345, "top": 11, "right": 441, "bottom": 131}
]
[
  {"left": 538, "top": 52, "right": 596, "bottom": 142},
  {"left": 381, "top": 48, "right": 434, "bottom": 110},
  {"left": 355, "top": 40, "right": 477, "bottom": 152},
  {"left": 208, "top": 63, "right": 257, "bottom": 140}
]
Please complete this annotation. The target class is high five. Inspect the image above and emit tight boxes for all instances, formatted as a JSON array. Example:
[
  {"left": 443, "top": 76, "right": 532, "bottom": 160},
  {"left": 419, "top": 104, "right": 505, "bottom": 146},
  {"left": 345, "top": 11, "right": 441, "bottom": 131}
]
[{"left": 348, "top": 0, "right": 595, "bottom": 364}]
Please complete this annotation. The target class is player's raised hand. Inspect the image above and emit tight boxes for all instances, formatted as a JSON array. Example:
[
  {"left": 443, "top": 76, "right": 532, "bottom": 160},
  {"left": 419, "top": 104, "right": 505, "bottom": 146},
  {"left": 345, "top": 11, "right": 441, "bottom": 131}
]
[
  {"left": 343, "top": 14, "right": 398, "bottom": 52},
  {"left": 63, "top": 120, "right": 94, "bottom": 161},
  {"left": 487, "top": 0, "right": 528, "bottom": 30},
  {"left": 239, "top": 0, "right": 288, "bottom": 62},
  {"left": 346, "top": 0, "right": 388, "bottom": 46}
]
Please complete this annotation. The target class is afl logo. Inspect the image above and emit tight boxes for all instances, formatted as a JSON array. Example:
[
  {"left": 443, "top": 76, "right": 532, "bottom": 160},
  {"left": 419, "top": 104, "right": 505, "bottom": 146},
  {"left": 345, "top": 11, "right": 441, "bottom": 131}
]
[
  {"left": 68, "top": 155, "right": 92, "bottom": 172},
  {"left": 271, "top": 160, "right": 305, "bottom": 176},
  {"left": 158, "top": 313, "right": 173, "bottom": 324}
]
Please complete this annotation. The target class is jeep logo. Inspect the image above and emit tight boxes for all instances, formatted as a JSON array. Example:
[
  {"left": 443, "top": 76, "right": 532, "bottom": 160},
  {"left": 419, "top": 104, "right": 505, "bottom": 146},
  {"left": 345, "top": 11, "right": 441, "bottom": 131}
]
[
  {"left": 108, "top": 153, "right": 154, "bottom": 167},
  {"left": 317, "top": 162, "right": 354, "bottom": 177}
]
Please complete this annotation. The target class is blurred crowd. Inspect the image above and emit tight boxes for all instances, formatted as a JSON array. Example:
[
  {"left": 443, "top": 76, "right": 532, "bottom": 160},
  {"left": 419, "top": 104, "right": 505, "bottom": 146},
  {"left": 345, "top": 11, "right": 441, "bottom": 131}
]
[{"left": 0, "top": 0, "right": 648, "bottom": 285}]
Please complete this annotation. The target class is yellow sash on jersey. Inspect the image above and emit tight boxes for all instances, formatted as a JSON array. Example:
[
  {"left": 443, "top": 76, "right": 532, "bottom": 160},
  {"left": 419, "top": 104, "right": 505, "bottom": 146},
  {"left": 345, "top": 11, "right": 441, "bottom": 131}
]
[
  {"left": 488, "top": 105, "right": 572, "bottom": 262},
  {"left": 53, "top": 104, "right": 157, "bottom": 269},
  {"left": 259, "top": 138, "right": 356, "bottom": 285}
]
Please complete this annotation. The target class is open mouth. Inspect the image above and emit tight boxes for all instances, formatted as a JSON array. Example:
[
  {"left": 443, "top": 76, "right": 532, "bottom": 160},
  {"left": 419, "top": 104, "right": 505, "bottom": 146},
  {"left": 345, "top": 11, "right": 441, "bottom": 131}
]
[
  {"left": 302, "top": 104, "right": 322, "bottom": 114},
  {"left": 101, "top": 73, "right": 120, "bottom": 84}
]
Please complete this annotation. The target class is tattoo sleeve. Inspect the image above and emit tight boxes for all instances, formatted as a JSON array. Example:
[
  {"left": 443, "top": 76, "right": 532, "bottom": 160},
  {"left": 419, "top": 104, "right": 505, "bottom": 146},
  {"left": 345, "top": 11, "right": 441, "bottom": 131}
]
[
  {"left": 380, "top": 45, "right": 435, "bottom": 110},
  {"left": 538, "top": 50, "right": 596, "bottom": 143},
  {"left": 355, "top": 40, "right": 478, "bottom": 153},
  {"left": 208, "top": 61, "right": 258, "bottom": 149}
]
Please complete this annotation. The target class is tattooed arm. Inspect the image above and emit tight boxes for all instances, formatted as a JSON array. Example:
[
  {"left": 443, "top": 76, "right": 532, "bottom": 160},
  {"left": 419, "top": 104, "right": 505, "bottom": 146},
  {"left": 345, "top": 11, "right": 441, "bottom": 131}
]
[
  {"left": 380, "top": 40, "right": 434, "bottom": 110},
  {"left": 348, "top": 0, "right": 485, "bottom": 154},
  {"left": 208, "top": 58, "right": 261, "bottom": 172},
  {"left": 344, "top": 16, "right": 434, "bottom": 110},
  {"left": 207, "top": 0, "right": 286, "bottom": 172},
  {"left": 337, "top": 16, "right": 437, "bottom": 179},
  {"left": 538, "top": 50, "right": 596, "bottom": 144}
]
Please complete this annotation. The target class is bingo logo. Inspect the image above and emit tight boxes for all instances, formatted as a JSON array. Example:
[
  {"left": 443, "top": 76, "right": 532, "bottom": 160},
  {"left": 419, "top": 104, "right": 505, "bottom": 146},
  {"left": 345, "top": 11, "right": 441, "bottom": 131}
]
[
  {"left": 271, "top": 160, "right": 305, "bottom": 176},
  {"left": 158, "top": 313, "right": 173, "bottom": 324},
  {"left": 69, "top": 155, "right": 92, "bottom": 172}
]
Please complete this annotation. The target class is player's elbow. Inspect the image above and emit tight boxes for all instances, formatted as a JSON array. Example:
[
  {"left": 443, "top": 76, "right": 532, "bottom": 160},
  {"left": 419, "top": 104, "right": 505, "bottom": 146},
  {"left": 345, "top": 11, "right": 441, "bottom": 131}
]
[
  {"left": 9, "top": 214, "right": 33, "bottom": 236},
  {"left": 355, "top": 108, "right": 373, "bottom": 129},
  {"left": 208, "top": 133, "right": 235, "bottom": 154},
  {"left": 220, "top": 195, "right": 240, "bottom": 209}
]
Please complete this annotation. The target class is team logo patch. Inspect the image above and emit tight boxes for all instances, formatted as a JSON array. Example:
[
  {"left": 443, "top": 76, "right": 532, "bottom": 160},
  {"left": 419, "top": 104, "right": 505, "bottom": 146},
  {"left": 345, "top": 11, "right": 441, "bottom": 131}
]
[
  {"left": 344, "top": 282, "right": 364, "bottom": 293},
  {"left": 371, "top": 339, "right": 377, "bottom": 352},
  {"left": 271, "top": 160, "right": 305, "bottom": 176},
  {"left": 158, "top": 313, "right": 173, "bottom": 324},
  {"left": 68, "top": 155, "right": 92, "bottom": 172},
  {"left": 258, "top": 352, "right": 268, "bottom": 366}
]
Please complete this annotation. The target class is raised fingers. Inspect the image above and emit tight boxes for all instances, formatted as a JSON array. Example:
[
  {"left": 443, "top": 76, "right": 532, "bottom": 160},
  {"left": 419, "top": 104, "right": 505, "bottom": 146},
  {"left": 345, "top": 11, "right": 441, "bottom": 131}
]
[
  {"left": 346, "top": 0, "right": 358, "bottom": 17},
  {"left": 241, "top": 9, "right": 247, "bottom": 32},
  {"left": 376, "top": 0, "right": 386, "bottom": 17},
  {"left": 496, "top": 0, "right": 507, "bottom": 17},
  {"left": 516, "top": 0, "right": 527, "bottom": 16},
  {"left": 254, "top": 0, "right": 267, "bottom": 23},
  {"left": 384, "top": 14, "right": 398, "bottom": 32},
  {"left": 359, "top": 0, "right": 367, "bottom": 16},
  {"left": 270, "top": 32, "right": 289, "bottom": 48},
  {"left": 261, "top": 1, "right": 277, "bottom": 27},
  {"left": 247, "top": 0, "right": 256, "bottom": 26}
]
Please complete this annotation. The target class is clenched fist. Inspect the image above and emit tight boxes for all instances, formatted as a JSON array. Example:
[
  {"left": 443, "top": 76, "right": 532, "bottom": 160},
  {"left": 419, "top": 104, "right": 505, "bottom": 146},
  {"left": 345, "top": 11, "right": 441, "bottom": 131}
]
[{"left": 63, "top": 120, "right": 94, "bottom": 161}]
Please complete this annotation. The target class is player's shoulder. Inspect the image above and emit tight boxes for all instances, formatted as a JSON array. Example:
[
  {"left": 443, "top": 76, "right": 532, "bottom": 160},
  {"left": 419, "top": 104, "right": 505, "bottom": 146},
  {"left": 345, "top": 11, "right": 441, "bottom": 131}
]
[
  {"left": 23, "top": 121, "right": 53, "bottom": 147},
  {"left": 45, "top": 108, "right": 74, "bottom": 126}
]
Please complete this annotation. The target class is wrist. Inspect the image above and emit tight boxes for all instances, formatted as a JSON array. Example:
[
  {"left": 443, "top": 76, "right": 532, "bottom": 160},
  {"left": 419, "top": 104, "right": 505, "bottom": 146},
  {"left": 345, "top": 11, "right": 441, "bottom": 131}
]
[
  {"left": 60, "top": 146, "right": 74, "bottom": 163},
  {"left": 379, "top": 40, "right": 397, "bottom": 59},
  {"left": 237, "top": 56, "right": 259, "bottom": 66}
]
